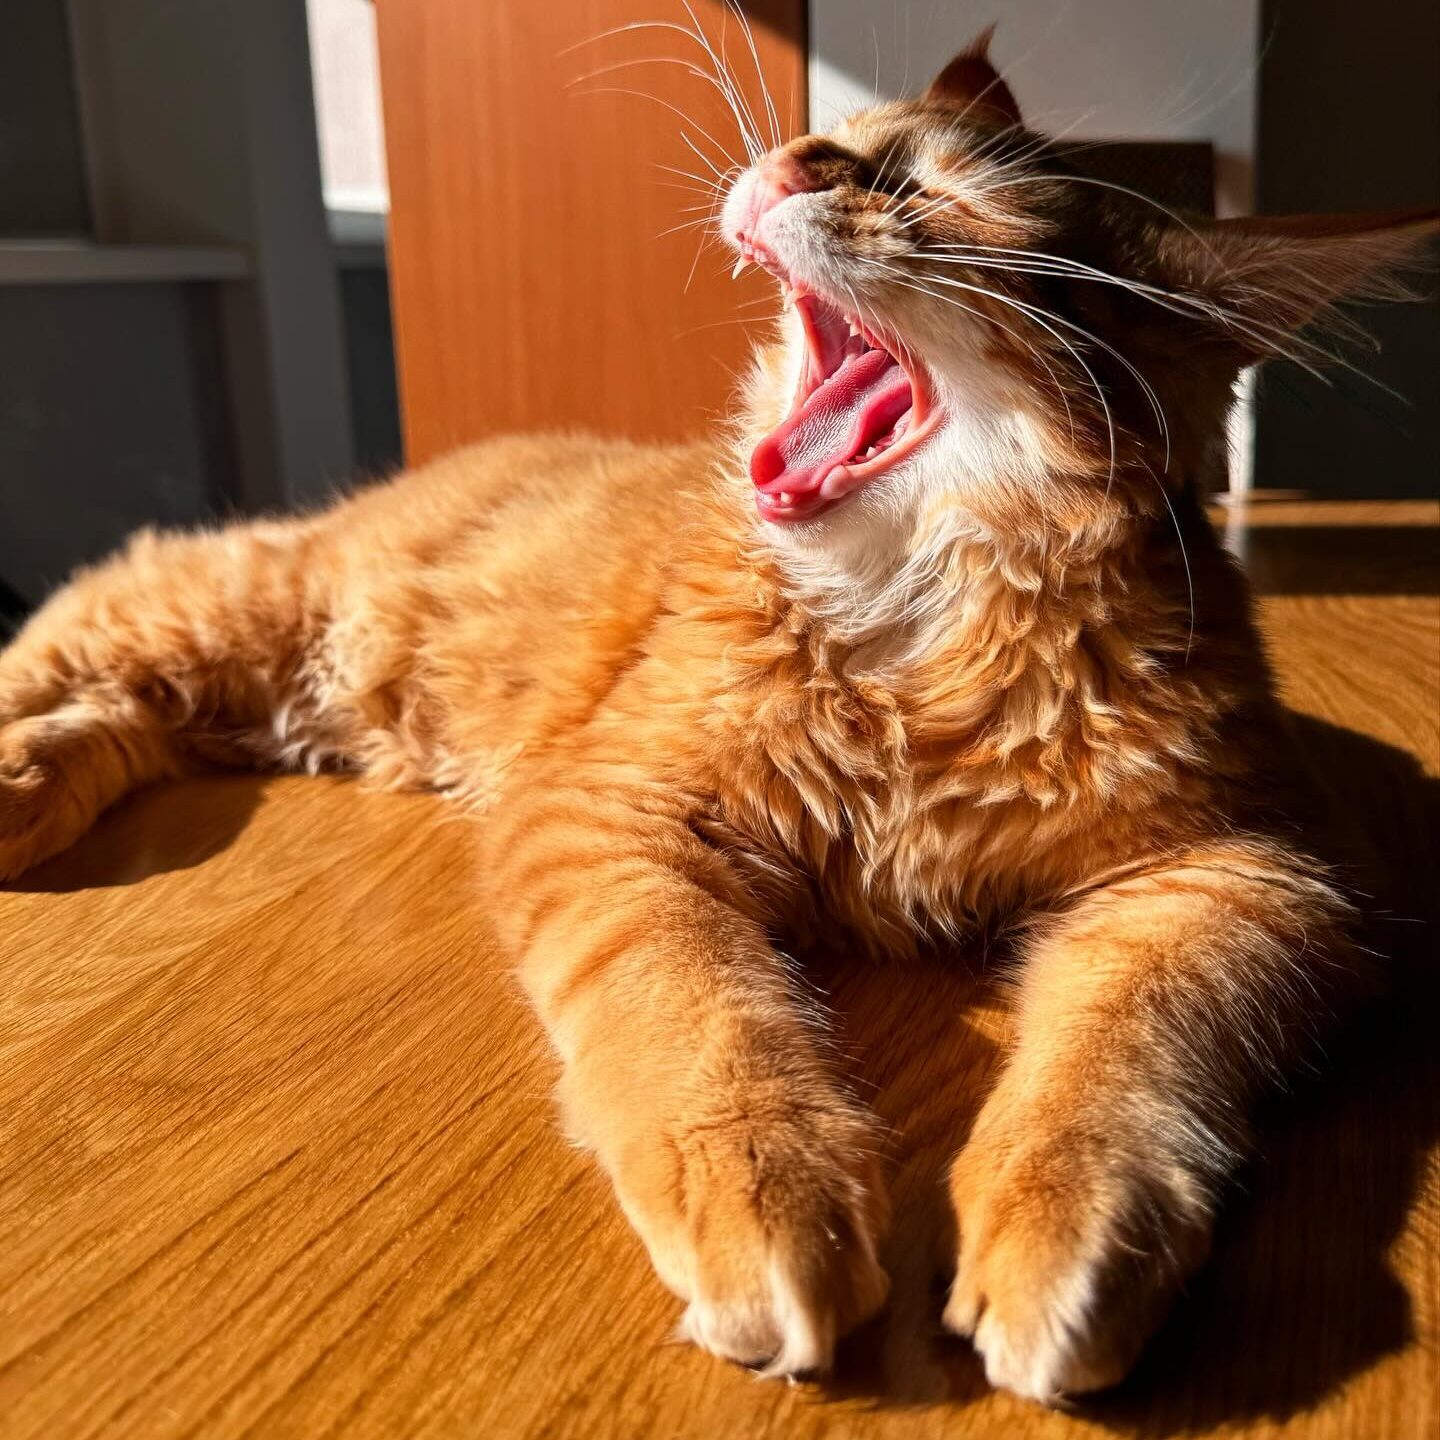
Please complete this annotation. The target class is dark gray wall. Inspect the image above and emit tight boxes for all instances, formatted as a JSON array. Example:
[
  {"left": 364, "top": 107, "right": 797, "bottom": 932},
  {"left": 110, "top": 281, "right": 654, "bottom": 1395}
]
[
  {"left": 0, "top": 267, "right": 400, "bottom": 625},
  {"left": 339, "top": 265, "right": 404, "bottom": 480},
  {"left": 0, "top": 0, "right": 90, "bottom": 236},
  {"left": 0, "top": 283, "right": 234, "bottom": 605},
  {"left": 1255, "top": 0, "right": 1440, "bottom": 498}
]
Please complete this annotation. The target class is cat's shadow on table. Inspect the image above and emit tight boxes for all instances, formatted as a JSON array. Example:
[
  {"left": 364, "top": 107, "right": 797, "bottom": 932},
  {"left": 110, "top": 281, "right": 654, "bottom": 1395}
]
[
  {"left": 820, "top": 711, "right": 1439, "bottom": 1431},
  {"left": 3, "top": 773, "right": 267, "bottom": 892}
]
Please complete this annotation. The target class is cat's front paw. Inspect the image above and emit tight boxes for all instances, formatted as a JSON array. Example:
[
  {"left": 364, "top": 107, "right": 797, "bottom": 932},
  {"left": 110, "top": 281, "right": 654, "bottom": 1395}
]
[
  {"left": 0, "top": 720, "right": 69, "bottom": 879},
  {"left": 943, "top": 1117, "right": 1213, "bottom": 1404},
  {"left": 609, "top": 1092, "right": 891, "bottom": 1376}
]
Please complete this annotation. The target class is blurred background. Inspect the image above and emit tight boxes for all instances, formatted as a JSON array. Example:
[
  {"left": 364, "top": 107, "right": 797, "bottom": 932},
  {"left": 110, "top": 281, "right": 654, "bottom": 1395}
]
[{"left": 1, "top": 0, "right": 1436, "bottom": 637}]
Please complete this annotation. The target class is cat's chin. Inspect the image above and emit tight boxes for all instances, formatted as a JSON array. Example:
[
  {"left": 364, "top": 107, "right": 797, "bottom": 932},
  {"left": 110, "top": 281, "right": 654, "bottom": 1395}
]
[
  {"left": 751, "top": 462, "right": 929, "bottom": 583},
  {"left": 745, "top": 286, "right": 942, "bottom": 527}
]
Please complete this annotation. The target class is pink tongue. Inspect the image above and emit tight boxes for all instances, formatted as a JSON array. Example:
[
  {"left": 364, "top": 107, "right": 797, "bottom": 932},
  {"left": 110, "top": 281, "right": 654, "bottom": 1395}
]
[{"left": 751, "top": 348, "right": 912, "bottom": 493}]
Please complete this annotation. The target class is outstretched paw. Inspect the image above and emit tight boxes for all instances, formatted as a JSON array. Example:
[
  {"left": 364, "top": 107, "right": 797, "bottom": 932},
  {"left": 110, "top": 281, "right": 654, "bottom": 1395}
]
[
  {"left": 944, "top": 1119, "right": 1213, "bottom": 1404},
  {"left": 611, "top": 1093, "right": 891, "bottom": 1376},
  {"left": 0, "top": 716, "right": 97, "bottom": 880}
]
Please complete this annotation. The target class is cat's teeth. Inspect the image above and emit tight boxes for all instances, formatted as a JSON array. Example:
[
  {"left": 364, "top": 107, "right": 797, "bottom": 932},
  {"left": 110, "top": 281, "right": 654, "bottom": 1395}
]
[
  {"left": 731, "top": 256, "right": 749, "bottom": 280},
  {"left": 778, "top": 491, "right": 794, "bottom": 505}
]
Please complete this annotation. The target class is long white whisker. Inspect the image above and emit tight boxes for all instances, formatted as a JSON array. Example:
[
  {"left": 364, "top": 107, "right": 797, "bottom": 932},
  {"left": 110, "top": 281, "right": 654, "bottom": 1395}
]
[
  {"left": 929, "top": 105, "right": 1100, "bottom": 198},
  {"left": 989, "top": 172, "right": 1221, "bottom": 257},
  {"left": 877, "top": 267, "right": 1195, "bottom": 650},
  {"left": 869, "top": 141, "right": 915, "bottom": 215},
  {"left": 723, "top": 0, "right": 782, "bottom": 150},
  {"left": 922, "top": 241, "right": 1396, "bottom": 394},
  {"left": 652, "top": 162, "right": 732, "bottom": 195},
  {"left": 710, "top": 0, "right": 766, "bottom": 159},
  {"left": 921, "top": 267, "right": 1169, "bottom": 476},
  {"left": 911, "top": 255, "right": 1173, "bottom": 439},
  {"left": 656, "top": 213, "right": 721, "bottom": 239},
  {"left": 672, "top": 305, "right": 782, "bottom": 341},
  {"left": 682, "top": 222, "right": 708, "bottom": 293},
  {"left": 1147, "top": 467, "right": 1197, "bottom": 662},
  {"left": 862, "top": 261, "right": 1077, "bottom": 440},
  {"left": 574, "top": 84, "right": 741, "bottom": 178},
  {"left": 900, "top": 270, "right": 1121, "bottom": 493},
  {"left": 566, "top": 16, "right": 763, "bottom": 162},
  {"left": 930, "top": 248, "right": 1303, "bottom": 362},
  {"left": 1159, "top": 22, "right": 1276, "bottom": 140},
  {"left": 958, "top": 113, "right": 1091, "bottom": 182},
  {"left": 678, "top": 132, "right": 740, "bottom": 188},
  {"left": 878, "top": 172, "right": 925, "bottom": 218},
  {"left": 677, "top": 0, "right": 765, "bottom": 160},
  {"left": 566, "top": 53, "right": 736, "bottom": 117}
]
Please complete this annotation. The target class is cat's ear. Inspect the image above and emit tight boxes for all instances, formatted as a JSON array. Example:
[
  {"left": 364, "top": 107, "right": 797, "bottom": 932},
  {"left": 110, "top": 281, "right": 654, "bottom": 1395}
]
[
  {"left": 1149, "top": 208, "right": 1440, "bottom": 362},
  {"left": 924, "top": 26, "right": 1022, "bottom": 130}
]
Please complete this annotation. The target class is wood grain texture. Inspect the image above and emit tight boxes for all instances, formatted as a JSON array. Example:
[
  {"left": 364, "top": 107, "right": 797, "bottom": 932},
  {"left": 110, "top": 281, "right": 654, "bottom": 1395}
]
[
  {"left": 1, "top": 498, "right": 1436, "bottom": 1439},
  {"left": 376, "top": 0, "right": 805, "bottom": 464}
]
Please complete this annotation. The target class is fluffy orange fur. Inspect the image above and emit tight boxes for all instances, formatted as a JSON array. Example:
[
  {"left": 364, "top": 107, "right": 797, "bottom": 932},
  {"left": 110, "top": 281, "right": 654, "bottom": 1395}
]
[{"left": 1, "top": 39, "right": 1434, "bottom": 1405}]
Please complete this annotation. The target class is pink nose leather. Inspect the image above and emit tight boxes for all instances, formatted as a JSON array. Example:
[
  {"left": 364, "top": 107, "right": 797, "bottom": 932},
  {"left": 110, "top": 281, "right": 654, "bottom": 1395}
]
[{"left": 739, "top": 153, "right": 825, "bottom": 245}]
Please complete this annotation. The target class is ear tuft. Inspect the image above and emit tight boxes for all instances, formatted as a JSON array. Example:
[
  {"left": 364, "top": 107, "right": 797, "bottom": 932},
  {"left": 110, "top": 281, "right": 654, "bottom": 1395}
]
[
  {"left": 1151, "top": 208, "right": 1440, "bottom": 364},
  {"left": 924, "top": 26, "right": 1022, "bottom": 131}
]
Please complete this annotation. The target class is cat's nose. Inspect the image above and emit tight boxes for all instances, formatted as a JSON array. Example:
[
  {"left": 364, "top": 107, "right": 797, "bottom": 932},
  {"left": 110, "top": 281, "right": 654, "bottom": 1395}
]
[
  {"left": 725, "top": 139, "right": 860, "bottom": 267},
  {"left": 759, "top": 150, "right": 828, "bottom": 201},
  {"left": 736, "top": 146, "right": 847, "bottom": 252},
  {"left": 744, "top": 153, "right": 825, "bottom": 235},
  {"left": 759, "top": 137, "right": 865, "bottom": 201},
  {"left": 766, "top": 136, "right": 864, "bottom": 193}
]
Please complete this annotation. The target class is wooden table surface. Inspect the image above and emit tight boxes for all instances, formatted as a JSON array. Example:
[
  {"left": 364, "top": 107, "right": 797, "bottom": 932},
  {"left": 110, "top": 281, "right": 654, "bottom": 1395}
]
[{"left": 2, "top": 499, "right": 1436, "bottom": 1440}]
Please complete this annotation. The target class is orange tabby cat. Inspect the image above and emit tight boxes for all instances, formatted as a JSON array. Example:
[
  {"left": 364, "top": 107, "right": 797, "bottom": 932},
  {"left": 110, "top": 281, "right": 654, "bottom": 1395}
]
[{"left": 1, "top": 38, "right": 1435, "bottom": 1404}]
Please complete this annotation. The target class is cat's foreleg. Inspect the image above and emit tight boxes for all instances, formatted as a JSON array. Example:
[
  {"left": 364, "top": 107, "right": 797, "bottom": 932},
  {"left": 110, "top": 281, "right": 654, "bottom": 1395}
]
[
  {"left": 486, "top": 765, "right": 890, "bottom": 1374},
  {"left": 943, "top": 841, "right": 1358, "bottom": 1402},
  {"left": 0, "top": 524, "right": 318, "bottom": 878}
]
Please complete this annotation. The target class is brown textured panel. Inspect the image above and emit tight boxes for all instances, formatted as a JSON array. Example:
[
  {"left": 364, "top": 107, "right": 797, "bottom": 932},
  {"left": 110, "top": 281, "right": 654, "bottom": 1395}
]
[
  {"left": 1, "top": 499, "right": 1437, "bottom": 1438},
  {"left": 376, "top": 1, "right": 806, "bottom": 463}
]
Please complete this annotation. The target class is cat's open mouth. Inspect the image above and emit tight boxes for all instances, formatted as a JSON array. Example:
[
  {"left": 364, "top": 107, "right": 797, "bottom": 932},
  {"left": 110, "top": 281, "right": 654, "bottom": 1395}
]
[{"left": 747, "top": 283, "right": 938, "bottom": 524}]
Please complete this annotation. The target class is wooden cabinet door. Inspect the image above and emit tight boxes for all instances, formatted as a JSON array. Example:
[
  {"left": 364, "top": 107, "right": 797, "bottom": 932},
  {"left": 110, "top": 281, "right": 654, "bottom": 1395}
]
[{"left": 376, "top": 1, "right": 805, "bottom": 465}]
